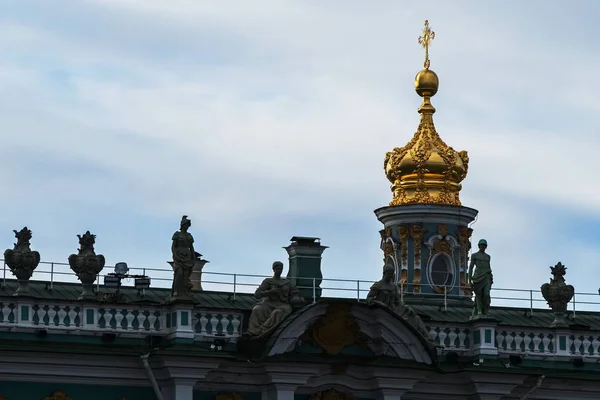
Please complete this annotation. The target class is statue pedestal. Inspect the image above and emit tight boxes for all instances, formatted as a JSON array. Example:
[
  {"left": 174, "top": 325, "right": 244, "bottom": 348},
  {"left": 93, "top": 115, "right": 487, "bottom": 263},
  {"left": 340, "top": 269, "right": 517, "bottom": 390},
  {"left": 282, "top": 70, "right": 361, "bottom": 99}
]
[
  {"left": 13, "top": 280, "right": 30, "bottom": 296},
  {"left": 79, "top": 283, "right": 97, "bottom": 300},
  {"left": 470, "top": 317, "right": 499, "bottom": 357},
  {"left": 166, "top": 294, "right": 194, "bottom": 304},
  {"left": 550, "top": 311, "right": 569, "bottom": 328},
  {"left": 166, "top": 305, "right": 195, "bottom": 341}
]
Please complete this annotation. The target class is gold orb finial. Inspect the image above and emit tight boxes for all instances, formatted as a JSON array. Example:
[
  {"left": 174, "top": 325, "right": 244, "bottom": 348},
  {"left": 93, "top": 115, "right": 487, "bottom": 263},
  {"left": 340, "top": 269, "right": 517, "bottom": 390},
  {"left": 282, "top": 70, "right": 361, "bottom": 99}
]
[{"left": 415, "top": 20, "right": 439, "bottom": 98}]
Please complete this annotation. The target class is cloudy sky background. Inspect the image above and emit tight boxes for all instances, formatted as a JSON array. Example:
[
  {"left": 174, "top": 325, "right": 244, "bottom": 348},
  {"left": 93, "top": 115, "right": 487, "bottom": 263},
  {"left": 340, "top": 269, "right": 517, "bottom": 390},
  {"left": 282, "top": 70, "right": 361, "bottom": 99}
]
[{"left": 1, "top": 0, "right": 599, "bottom": 309}]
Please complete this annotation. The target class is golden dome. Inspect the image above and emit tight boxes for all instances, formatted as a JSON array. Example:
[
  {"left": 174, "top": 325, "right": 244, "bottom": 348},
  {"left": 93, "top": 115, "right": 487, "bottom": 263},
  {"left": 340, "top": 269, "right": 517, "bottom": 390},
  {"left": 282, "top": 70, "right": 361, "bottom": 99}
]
[{"left": 383, "top": 20, "right": 469, "bottom": 207}]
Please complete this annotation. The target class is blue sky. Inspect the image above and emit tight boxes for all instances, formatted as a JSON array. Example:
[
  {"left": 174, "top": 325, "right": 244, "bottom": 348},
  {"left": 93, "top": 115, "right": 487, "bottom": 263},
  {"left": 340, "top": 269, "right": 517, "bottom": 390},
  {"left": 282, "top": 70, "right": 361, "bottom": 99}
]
[{"left": 1, "top": 1, "right": 599, "bottom": 308}]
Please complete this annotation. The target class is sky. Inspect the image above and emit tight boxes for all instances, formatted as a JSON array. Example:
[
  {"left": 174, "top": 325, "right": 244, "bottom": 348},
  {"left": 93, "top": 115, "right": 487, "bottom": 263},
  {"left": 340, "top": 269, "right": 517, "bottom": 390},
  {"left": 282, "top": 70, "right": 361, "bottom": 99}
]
[{"left": 0, "top": 0, "right": 599, "bottom": 310}]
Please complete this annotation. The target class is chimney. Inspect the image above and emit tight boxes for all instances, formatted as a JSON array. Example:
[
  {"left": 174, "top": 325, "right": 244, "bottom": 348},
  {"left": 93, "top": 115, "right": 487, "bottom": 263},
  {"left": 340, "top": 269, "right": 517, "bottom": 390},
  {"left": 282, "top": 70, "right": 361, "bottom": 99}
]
[{"left": 284, "top": 236, "right": 328, "bottom": 299}]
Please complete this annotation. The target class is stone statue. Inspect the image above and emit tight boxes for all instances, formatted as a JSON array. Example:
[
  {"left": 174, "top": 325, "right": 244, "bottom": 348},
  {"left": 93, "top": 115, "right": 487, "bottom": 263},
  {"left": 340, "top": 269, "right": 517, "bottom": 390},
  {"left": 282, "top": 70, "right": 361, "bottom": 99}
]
[
  {"left": 366, "top": 264, "right": 434, "bottom": 345},
  {"left": 68, "top": 231, "right": 106, "bottom": 300},
  {"left": 4, "top": 227, "right": 41, "bottom": 296},
  {"left": 468, "top": 239, "right": 493, "bottom": 319},
  {"left": 541, "top": 262, "right": 574, "bottom": 328},
  {"left": 245, "top": 261, "right": 305, "bottom": 339},
  {"left": 169, "top": 215, "right": 202, "bottom": 300}
]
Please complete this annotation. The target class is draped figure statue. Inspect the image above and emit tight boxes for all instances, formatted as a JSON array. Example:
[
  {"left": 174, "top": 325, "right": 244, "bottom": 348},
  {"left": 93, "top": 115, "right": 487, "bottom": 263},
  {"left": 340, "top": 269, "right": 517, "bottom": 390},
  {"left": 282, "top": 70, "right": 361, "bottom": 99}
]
[
  {"left": 366, "top": 264, "right": 434, "bottom": 345},
  {"left": 245, "top": 261, "right": 304, "bottom": 339},
  {"left": 170, "top": 215, "right": 200, "bottom": 299}
]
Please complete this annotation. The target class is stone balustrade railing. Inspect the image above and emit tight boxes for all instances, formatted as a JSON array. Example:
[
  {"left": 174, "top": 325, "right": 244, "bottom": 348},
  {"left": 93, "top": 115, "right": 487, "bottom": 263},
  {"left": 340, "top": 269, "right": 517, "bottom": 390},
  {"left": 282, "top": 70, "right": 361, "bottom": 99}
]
[
  {"left": 0, "top": 299, "right": 596, "bottom": 361},
  {"left": 428, "top": 323, "right": 598, "bottom": 360},
  {"left": 0, "top": 300, "right": 244, "bottom": 340}
]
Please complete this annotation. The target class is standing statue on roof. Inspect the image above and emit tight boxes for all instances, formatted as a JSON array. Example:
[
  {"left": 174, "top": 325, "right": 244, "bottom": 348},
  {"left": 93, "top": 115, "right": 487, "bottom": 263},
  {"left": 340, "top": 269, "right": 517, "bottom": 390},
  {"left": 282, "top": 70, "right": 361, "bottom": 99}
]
[
  {"left": 468, "top": 239, "right": 493, "bottom": 319},
  {"left": 366, "top": 264, "right": 434, "bottom": 345},
  {"left": 169, "top": 215, "right": 203, "bottom": 301}
]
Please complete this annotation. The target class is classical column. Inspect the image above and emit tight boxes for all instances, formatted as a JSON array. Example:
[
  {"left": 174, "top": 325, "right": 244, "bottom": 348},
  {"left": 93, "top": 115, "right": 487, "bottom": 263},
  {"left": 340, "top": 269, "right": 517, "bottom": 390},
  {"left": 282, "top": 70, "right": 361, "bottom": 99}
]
[
  {"left": 262, "top": 364, "right": 314, "bottom": 400},
  {"left": 372, "top": 367, "right": 424, "bottom": 399},
  {"left": 263, "top": 385, "right": 295, "bottom": 400},
  {"left": 158, "top": 358, "right": 220, "bottom": 400},
  {"left": 161, "top": 379, "right": 195, "bottom": 400},
  {"left": 469, "top": 372, "right": 525, "bottom": 400}
]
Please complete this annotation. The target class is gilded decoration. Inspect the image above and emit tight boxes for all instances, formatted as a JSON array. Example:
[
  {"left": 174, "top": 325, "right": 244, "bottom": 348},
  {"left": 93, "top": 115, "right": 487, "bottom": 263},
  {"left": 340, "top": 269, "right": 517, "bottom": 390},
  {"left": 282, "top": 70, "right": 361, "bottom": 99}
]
[
  {"left": 384, "top": 20, "right": 469, "bottom": 206},
  {"left": 437, "top": 224, "right": 448, "bottom": 237},
  {"left": 383, "top": 239, "right": 394, "bottom": 260},
  {"left": 216, "top": 393, "right": 244, "bottom": 400},
  {"left": 397, "top": 225, "right": 409, "bottom": 266},
  {"left": 432, "top": 239, "right": 451, "bottom": 255},
  {"left": 309, "top": 389, "right": 354, "bottom": 400},
  {"left": 310, "top": 303, "right": 361, "bottom": 355},
  {"left": 410, "top": 225, "right": 427, "bottom": 293},
  {"left": 457, "top": 227, "right": 473, "bottom": 295},
  {"left": 397, "top": 225, "right": 409, "bottom": 291},
  {"left": 44, "top": 391, "right": 71, "bottom": 400}
]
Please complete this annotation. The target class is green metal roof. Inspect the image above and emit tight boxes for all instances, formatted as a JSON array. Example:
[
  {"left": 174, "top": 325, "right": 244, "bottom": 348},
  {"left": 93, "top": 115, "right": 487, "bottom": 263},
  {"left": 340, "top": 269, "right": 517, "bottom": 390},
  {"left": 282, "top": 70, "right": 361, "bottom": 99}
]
[{"left": 0, "top": 279, "right": 257, "bottom": 310}]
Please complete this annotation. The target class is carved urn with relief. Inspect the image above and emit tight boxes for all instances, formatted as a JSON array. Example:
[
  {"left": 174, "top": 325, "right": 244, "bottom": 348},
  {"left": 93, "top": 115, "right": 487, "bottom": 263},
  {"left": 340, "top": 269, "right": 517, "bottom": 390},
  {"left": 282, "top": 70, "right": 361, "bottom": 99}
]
[
  {"left": 541, "top": 262, "right": 574, "bottom": 328},
  {"left": 3, "top": 227, "right": 41, "bottom": 296},
  {"left": 68, "top": 231, "right": 105, "bottom": 300}
]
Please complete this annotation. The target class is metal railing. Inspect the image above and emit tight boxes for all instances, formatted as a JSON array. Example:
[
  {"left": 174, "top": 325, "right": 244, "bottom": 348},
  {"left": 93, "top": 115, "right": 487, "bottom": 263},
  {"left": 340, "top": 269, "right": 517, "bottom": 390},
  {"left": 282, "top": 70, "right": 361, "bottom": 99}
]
[{"left": 2, "top": 260, "right": 599, "bottom": 314}]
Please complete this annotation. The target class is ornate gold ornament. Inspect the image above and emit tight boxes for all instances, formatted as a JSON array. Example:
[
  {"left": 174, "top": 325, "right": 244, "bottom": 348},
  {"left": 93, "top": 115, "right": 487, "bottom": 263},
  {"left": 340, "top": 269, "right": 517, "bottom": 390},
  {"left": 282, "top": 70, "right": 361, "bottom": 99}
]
[
  {"left": 432, "top": 239, "right": 451, "bottom": 255},
  {"left": 309, "top": 389, "right": 354, "bottom": 400},
  {"left": 410, "top": 224, "right": 427, "bottom": 294},
  {"left": 379, "top": 229, "right": 395, "bottom": 261},
  {"left": 384, "top": 20, "right": 469, "bottom": 207},
  {"left": 418, "top": 19, "right": 435, "bottom": 70},
  {"left": 383, "top": 239, "right": 394, "bottom": 259},
  {"left": 44, "top": 391, "right": 71, "bottom": 400},
  {"left": 310, "top": 303, "right": 360, "bottom": 355},
  {"left": 397, "top": 225, "right": 409, "bottom": 291},
  {"left": 397, "top": 225, "right": 409, "bottom": 266},
  {"left": 216, "top": 393, "right": 244, "bottom": 400},
  {"left": 410, "top": 225, "right": 427, "bottom": 265},
  {"left": 438, "top": 224, "right": 448, "bottom": 237}
]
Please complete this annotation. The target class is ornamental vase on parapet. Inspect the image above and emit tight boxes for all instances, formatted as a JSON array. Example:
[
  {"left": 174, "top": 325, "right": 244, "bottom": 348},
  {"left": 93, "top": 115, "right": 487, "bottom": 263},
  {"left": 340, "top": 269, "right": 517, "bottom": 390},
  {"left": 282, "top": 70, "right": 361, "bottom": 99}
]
[
  {"left": 68, "top": 231, "right": 105, "bottom": 300},
  {"left": 541, "top": 262, "right": 574, "bottom": 328},
  {"left": 3, "top": 227, "right": 41, "bottom": 296}
]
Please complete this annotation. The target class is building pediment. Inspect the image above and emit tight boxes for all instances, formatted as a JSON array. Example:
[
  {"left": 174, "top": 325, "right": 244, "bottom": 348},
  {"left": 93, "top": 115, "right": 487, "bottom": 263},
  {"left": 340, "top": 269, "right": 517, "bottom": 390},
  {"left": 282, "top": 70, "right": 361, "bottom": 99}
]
[{"left": 266, "top": 300, "right": 435, "bottom": 365}]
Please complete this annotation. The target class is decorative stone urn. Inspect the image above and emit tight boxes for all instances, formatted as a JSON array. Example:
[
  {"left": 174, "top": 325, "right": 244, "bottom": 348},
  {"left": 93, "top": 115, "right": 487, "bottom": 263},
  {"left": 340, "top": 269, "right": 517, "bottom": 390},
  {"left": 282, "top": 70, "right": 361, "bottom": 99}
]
[
  {"left": 3, "top": 227, "right": 41, "bottom": 296},
  {"left": 68, "top": 231, "right": 105, "bottom": 300},
  {"left": 191, "top": 257, "right": 209, "bottom": 291},
  {"left": 541, "top": 262, "right": 574, "bottom": 328}
]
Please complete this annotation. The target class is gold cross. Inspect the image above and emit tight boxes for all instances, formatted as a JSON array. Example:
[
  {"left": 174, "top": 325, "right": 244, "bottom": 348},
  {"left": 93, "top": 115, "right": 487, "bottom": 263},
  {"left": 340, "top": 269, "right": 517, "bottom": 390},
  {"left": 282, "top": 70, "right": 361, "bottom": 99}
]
[{"left": 418, "top": 20, "right": 435, "bottom": 69}]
